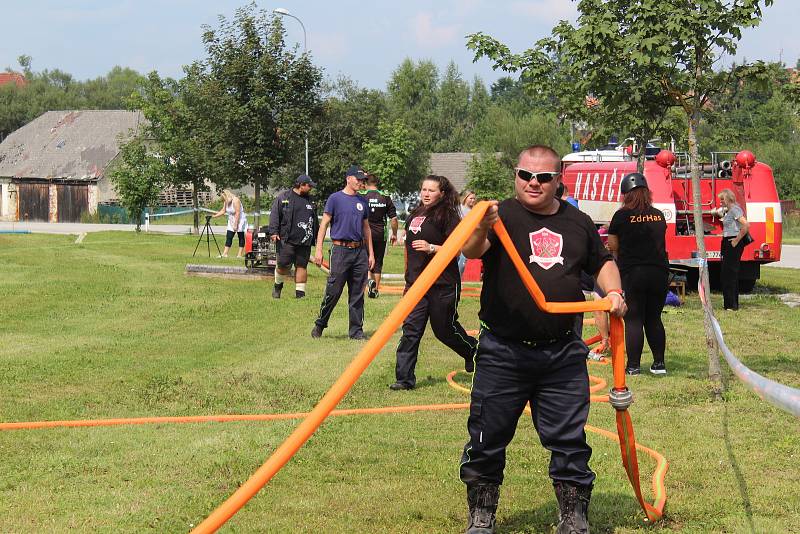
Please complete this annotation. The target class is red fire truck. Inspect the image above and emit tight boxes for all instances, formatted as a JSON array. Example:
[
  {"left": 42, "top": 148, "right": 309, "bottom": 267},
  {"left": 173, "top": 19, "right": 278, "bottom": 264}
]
[{"left": 561, "top": 148, "right": 782, "bottom": 291}]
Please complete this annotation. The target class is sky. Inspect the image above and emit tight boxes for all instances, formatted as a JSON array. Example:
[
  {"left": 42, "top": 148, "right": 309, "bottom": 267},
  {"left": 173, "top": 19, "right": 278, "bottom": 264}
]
[{"left": 3, "top": 1, "right": 798, "bottom": 91}]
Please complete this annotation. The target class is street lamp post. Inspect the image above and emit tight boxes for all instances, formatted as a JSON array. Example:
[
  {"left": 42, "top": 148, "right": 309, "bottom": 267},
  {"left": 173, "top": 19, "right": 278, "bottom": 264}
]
[{"left": 273, "top": 7, "right": 309, "bottom": 176}]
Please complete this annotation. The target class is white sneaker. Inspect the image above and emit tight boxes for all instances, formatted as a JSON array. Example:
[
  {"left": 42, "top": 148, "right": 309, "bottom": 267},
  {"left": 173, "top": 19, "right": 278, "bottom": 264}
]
[{"left": 587, "top": 350, "right": 604, "bottom": 361}]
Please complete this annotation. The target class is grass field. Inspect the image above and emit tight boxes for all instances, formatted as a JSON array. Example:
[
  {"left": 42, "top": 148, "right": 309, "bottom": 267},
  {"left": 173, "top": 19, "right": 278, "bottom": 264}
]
[
  {"left": 783, "top": 212, "right": 800, "bottom": 244},
  {"left": 1, "top": 232, "right": 798, "bottom": 533}
]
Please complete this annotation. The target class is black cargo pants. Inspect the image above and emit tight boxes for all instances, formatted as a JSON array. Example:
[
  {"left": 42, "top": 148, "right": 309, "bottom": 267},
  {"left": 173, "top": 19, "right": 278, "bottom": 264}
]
[
  {"left": 459, "top": 329, "right": 595, "bottom": 487},
  {"left": 315, "top": 244, "right": 368, "bottom": 337},
  {"left": 394, "top": 283, "right": 477, "bottom": 388}
]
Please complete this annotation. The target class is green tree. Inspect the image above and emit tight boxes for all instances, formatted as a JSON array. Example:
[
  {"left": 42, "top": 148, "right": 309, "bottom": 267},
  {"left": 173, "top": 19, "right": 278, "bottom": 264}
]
[
  {"left": 195, "top": 3, "right": 323, "bottom": 224},
  {"left": 468, "top": 3, "right": 676, "bottom": 171},
  {"left": 435, "top": 62, "right": 471, "bottom": 151},
  {"left": 465, "top": 152, "right": 512, "bottom": 201},
  {"left": 129, "top": 71, "right": 216, "bottom": 233},
  {"left": 468, "top": 106, "right": 570, "bottom": 165},
  {"left": 306, "top": 77, "right": 388, "bottom": 200},
  {"left": 80, "top": 66, "right": 146, "bottom": 109},
  {"left": 467, "top": 0, "right": 775, "bottom": 392},
  {"left": 0, "top": 56, "right": 145, "bottom": 140},
  {"left": 386, "top": 58, "right": 437, "bottom": 180},
  {"left": 467, "top": 76, "right": 491, "bottom": 135},
  {"left": 108, "top": 136, "right": 165, "bottom": 231},
  {"left": 362, "top": 119, "right": 415, "bottom": 194}
]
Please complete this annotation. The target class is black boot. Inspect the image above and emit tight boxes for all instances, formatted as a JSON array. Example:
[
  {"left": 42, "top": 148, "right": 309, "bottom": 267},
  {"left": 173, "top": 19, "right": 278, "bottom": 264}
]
[
  {"left": 466, "top": 484, "right": 499, "bottom": 534},
  {"left": 272, "top": 283, "right": 283, "bottom": 299},
  {"left": 554, "top": 481, "right": 592, "bottom": 534}
]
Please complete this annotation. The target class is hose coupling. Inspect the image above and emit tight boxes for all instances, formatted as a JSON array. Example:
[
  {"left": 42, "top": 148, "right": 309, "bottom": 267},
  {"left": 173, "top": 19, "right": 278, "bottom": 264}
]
[{"left": 609, "top": 387, "right": 633, "bottom": 411}]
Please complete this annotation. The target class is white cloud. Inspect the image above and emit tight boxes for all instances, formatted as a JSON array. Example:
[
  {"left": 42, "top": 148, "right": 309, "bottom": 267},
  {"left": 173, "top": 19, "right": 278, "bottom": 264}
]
[
  {"left": 411, "top": 12, "right": 460, "bottom": 48},
  {"left": 510, "top": 0, "right": 578, "bottom": 22}
]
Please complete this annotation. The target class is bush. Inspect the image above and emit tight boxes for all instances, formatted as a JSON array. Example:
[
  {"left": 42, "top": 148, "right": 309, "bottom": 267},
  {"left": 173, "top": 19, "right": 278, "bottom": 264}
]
[{"left": 465, "top": 152, "right": 513, "bottom": 201}]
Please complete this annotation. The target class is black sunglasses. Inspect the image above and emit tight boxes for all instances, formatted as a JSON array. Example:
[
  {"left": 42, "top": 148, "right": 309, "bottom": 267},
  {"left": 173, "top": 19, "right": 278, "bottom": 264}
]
[{"left": 515, "top": 168, "right": 560, "bottom": 184}]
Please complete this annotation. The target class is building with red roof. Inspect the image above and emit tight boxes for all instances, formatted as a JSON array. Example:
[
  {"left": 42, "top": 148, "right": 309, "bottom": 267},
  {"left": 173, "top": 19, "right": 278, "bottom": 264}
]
[{"left": 0, "top": 72, "right": 26, "bottom": 88}]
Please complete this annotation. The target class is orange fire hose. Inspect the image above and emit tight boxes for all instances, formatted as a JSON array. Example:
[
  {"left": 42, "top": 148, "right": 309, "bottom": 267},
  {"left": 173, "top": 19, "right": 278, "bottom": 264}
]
[
  {"left": 1, "top": 201, "right": 667, "bottom": 530},
  {"left": 189, "top": 204, "right": 499, "bottom": 533},
  {"left": 445, "top": 367, "right": 667, "bottom": 517},
  {"left": 0, "top": 404, "right": 471, "bottom": 431},
  {"left": 186, "top": 201, "right": 665, "bottom": 532},
  {"left": 492, "top": 214, "right": 665, "bottom": 522}
]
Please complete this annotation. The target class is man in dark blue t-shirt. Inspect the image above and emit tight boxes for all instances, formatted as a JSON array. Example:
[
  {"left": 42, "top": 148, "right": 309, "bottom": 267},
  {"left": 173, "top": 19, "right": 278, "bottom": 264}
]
[{"left": 311, "top": 165, "right": 375, "bottom": 339}]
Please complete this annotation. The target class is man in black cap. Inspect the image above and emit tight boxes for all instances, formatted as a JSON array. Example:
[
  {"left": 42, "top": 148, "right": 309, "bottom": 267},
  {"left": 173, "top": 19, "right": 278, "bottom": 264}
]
[
  {"left": 311, "top": 165, "right": 374, "bottom": 339},
  {"left": 360, "top": 173, "right": 398, "bottom": 298},
  {"left": 268, "top": 174, "right": 319, "bottom": 298}
]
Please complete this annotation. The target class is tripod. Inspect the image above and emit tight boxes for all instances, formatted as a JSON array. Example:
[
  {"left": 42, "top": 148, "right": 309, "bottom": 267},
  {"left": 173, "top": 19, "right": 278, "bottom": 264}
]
[{"left": 193, "top": 215, "right": 223, "bottom": 257}]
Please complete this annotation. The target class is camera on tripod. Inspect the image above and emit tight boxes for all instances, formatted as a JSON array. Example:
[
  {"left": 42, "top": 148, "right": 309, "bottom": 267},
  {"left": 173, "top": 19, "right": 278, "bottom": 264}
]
[{"left": 193, "top": 213, "right": 222, "bottom": 257}]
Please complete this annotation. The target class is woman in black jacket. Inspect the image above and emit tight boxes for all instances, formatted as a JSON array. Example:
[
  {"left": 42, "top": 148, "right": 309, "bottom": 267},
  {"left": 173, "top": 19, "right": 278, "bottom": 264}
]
[
  {"left": 608, "top": 173, "right": 669, "bottom": 376},
  {"left": 390, "top": 175, "right": 477, "bottom": 390}
]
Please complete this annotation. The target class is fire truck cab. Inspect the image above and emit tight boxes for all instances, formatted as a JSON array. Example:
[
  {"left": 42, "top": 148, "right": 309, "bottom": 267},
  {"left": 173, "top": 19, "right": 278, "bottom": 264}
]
[{"left": 561, "top": 148, "right": 782, "bottom": 291}]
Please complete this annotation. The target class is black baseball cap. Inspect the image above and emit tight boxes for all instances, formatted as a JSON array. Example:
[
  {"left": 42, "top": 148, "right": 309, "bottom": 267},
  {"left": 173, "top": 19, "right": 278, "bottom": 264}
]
[
  {"left": 294, "top": 174, "right": 316, "bottom": 187},
  {"left": 345, "top": 164, "right": 366, "bottom": 180}
]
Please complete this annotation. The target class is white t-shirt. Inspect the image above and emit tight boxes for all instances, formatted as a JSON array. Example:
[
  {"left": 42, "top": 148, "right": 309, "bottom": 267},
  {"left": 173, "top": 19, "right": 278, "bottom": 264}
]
[{"left": 226, "top": 201, "right": 248, "bottom": 232}]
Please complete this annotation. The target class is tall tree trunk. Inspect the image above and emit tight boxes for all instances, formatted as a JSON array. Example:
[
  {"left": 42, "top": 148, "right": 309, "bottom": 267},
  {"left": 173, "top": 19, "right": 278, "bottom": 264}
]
[
  {"left": 192, "top": 182, "right": 199, "bottom": 235},
  {"left": 254, "top": 177, "right": 261, "bottom": 229},
  {"left": 688, "top": 108, "right": 722, "bottom": 399},
  {"left": 636, "top": 132, "right": 647, "bottom": 174}
]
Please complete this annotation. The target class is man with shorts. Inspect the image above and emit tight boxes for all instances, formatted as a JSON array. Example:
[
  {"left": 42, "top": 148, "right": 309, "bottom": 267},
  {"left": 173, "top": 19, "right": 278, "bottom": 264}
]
[
  {"left": 459, "top": 145, "right": 626, "bottom": 534},
  {"left": 312, "top": 165, "right": 375, "bottom": 339},
  {"left": 360, "top": 173, "right": 398, "bottom": 298},
  {"left": 268, "top": 174, "right": 318, "bottom": 299}
]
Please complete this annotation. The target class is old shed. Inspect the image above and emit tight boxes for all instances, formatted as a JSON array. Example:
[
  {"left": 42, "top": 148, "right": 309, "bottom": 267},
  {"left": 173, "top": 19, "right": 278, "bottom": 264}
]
[{"left": 0, "top": 110, "right": 143, "bottom": 222}]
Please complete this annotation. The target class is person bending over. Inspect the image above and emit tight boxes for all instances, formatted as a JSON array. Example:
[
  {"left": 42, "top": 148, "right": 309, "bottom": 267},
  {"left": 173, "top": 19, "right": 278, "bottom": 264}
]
[{"left": 211, "top": 189, "right": 248, "bottom": 258}]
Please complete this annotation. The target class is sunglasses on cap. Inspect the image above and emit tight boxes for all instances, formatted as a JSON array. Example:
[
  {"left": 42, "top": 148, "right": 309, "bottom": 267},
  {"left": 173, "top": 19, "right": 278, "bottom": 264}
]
[{"left": 515, "top": 168, "right": 561, "bottom": 184}]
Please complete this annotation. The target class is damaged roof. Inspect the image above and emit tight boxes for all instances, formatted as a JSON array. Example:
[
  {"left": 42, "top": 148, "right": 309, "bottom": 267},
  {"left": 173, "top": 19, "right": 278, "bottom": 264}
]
[{"left": 0, "top": 110, "right": 144, "bottom": 180}]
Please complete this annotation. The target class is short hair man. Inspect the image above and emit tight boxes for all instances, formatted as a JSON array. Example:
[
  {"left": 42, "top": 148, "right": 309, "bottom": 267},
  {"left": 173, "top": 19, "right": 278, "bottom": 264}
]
[
  {"left": 360, "top": 173, "right": 398, "bottom": 298},
  {"left": 311, "top": 165, "right": 375, "bottom": 340},
  {"left": 557, "top": 181, "right": 579, "bottom": 208},
  {"left": 458, "top": 145, "right": 626, "bottom": 534},
  {"left": 268, "top": 174, "right": 319, "bottom": 298}
]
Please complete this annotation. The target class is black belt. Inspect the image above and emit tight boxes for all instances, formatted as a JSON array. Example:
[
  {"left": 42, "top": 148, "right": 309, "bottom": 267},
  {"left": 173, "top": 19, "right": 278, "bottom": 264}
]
[
  {"left": 332, "top": 239, "right": 362, "bottom": 248},
  {"left": 481, "top": 322, "right": 573, "bottom": 348}
]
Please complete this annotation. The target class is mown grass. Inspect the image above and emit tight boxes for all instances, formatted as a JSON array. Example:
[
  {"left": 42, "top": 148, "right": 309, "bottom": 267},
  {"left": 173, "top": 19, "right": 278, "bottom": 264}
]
[
  {"left": 0, "top": 232, "right": 798, "bottom": 533},
  {"left": 783, "top": 212, "right": 800, "bottom": 244}
]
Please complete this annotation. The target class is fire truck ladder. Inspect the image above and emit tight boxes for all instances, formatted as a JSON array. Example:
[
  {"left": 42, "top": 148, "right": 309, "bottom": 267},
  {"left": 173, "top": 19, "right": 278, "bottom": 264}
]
[{"left": 673, "top": 152, "right": 733, "bottom": 235}]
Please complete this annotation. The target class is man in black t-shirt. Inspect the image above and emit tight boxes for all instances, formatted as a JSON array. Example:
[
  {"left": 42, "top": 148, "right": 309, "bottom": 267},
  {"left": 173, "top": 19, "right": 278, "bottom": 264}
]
[
  {"left": 268, "top": 175, "right": 319, "bottom": 298},
  {"left": 360, "top": 173, "right": 398, "bottom": 298},
  {"left": 458, "top": 145, "right": 626, "bottom": 534}
]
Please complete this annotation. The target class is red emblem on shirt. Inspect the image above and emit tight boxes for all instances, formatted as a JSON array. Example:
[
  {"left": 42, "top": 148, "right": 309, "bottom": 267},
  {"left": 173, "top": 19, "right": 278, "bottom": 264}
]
[
  {"left": 528, "top": 228, "right": 564, "bottom": 270},
  {"left": 409, "top": 216, "right": 426, "bottom": 235}
]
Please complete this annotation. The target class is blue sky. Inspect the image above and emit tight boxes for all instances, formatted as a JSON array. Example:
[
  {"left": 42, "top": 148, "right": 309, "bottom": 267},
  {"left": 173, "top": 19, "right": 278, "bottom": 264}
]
[{"left": 3, "top": 1, "right": 797, "bottom": 90}]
